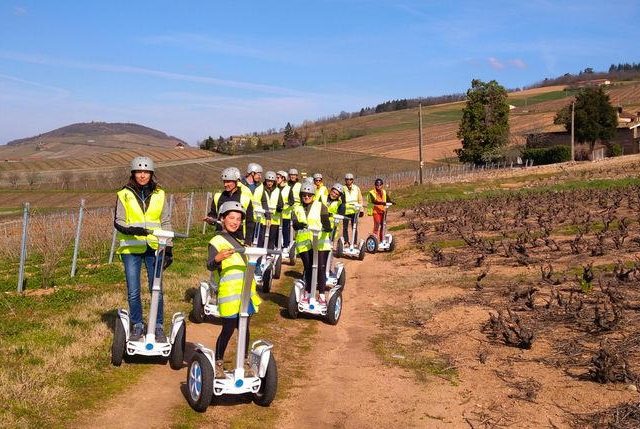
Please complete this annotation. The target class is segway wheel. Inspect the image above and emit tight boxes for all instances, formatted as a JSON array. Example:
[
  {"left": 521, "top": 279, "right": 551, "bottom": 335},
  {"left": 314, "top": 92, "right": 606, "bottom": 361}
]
[
  {"left": 187, "top": 352, "right": 214, "bottom": 412},
  {"left": 336, "top": 240, "right": 344, "bottom": 258},
  {"left": 288, "top": 246, "right": 296, "bottom": 266},
  {"left": 169, "top": 323, "right": 186, "bottom": 370},
  {"left": 358, "top": 244, "right": 366, "bottom": 261},
  {"left": 261, "top": 267, "right": 272, "bottom": 293},
  {"left": 365, "top": 235, "right": 379, "bottom": 254},
  {"left": 388, "top": 237, "right": 396, "bottom": 252},
  {"left": 111, "top": 318, "right": 126, "bottom": 367},
  {"left": 338, "top": 268, "right": 346, "bottom": 288},
  {"left": 253, "top": 355, "right": 278, "bottom": 407},
  {"left": 326, "top": 291, "right": 343, "bottom": 325},
  {"left": 191, "top": 291, "right": 205, "bottom": 324},
  {"left": 273, "top": 256, "right": 282, "bottom": 280},
  {"left": 287, "top": 287, "right": 299, "bottom": 319}
]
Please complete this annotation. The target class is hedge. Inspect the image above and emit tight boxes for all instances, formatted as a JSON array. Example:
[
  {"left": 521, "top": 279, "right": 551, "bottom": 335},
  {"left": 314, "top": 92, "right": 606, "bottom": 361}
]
[{"left": 522, "top": 145, "right": 572, "bottom": 165}]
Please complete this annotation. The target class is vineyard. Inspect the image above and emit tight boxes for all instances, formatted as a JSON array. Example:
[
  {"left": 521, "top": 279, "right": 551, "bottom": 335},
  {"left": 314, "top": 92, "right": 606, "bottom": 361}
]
[{"left": 402, "top": 180, "right": 640, "bottom": 426}]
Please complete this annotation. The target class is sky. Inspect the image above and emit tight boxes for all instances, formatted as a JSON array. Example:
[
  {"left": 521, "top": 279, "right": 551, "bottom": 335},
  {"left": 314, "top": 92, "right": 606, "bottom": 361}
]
[{"left": 1, "top": 0, "right": 638, "bottom": 146}]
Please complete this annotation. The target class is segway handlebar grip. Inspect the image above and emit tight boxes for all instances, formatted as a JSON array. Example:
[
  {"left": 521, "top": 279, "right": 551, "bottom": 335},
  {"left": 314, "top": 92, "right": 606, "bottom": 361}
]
[
  {"left": 385, "top": 202, "right": 393, "bottom": 208},
  {"left": 333, "top": 214, "right": 345, "bottom": 220}
]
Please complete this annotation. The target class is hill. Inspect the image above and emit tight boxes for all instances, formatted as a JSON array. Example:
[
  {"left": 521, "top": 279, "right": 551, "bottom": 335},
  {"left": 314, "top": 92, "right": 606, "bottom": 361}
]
[{"left": 1, "top": 122, "right": 191, "bottom": 160}]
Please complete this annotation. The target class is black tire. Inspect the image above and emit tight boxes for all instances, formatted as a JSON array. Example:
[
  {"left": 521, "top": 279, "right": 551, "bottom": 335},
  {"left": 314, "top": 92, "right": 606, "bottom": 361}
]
[
  {"left": 254, "top": 355, "right": 278, "bottom": 407},
  {"left": 111, "top": 317, "right": 126, "bottom": 367},
  {"left": 388, "top": 236, "right": 396, "bottom": 252},
  {"left": 273, "top": 256, "right": 282, "bottom": 280},
  {"left": 261, "top": 267, "right": 272, "bottom": 293},
  {"left": 169, "top": 323, "right": 185, "bottom": 370},
  {"left": 338, "top": 267, "right": 346, "bottom": 288},
  {"left": 336, "top": 240, "right": 344, "bottom": 258},
  {"left": 287, "top": 286, "right": 299, "bottom": 319},
  {"left": 187, "top": 352, "right": 214, "bottom": 412},
  {"left": 358, "top": 244, "right": 366, "bottom": 261},
  {"left": 326, "top": 291, "right": 343, "bottom": 325},
  {"left": 192, "top": 290, "right": 205, "bottom": 324},
  {"left": 288, "top": 246, "right": 296, "bottom": 266},
  {"left": 365, "top": 235, "right": 379, "bottom": 254}
]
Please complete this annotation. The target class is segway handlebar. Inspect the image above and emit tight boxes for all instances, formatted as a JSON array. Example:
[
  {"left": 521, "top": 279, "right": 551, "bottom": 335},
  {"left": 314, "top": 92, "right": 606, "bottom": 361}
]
[
  {"left": 152, "top": 229, "right": 188, "bottom": 239},
  {"left": 332, "top": 214, "right": 345, "bottom": 221},
  {"left": 231, "top": 246, "right": 282, "bottom": 257},
  {"left": 385, "top": 202, "right": 393, "bottom": 208}
]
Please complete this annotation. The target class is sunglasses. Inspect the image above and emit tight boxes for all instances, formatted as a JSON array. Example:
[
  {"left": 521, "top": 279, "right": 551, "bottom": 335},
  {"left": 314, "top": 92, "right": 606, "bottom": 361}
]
[{"left": 301, "top": 193, "right": 314, "bottom": 198}]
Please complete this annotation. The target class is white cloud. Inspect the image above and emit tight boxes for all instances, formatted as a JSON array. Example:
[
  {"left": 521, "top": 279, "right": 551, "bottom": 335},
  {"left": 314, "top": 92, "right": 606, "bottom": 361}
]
[
  {"left": 488, "top": 57, "right": 505, "bottom": 70},
  {"left": 508, "top": 59, "right": 527, "bottom": 69},
  {"left": 13, "top": 6, "right": 27, "bottom": 16}
]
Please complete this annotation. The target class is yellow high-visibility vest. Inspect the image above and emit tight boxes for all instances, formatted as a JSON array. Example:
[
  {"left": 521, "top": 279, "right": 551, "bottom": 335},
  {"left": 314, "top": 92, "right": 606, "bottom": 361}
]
[
  {"left": 280, "top": 184, "right": 292, "bottom": 220},
  {"left": 366, "top": 189, "right": 387, "bottom": 216},
  {"left": 209, "top": 234, "right": 261, "bottom": 317},
  {"left": 265, "top": 187, "right": 281, "bottom": 226},
  {"left": 294, "top": 200, "right": 332, "bottom": 253},
  {"left": 343, "top": 184, "right": 361, "bottom": 215},
  {"left": 291, "top": 182, "right": 302, "bottom": 204},
  {"left": 116, "top": 187, "right": 165, "bottom": 254}
]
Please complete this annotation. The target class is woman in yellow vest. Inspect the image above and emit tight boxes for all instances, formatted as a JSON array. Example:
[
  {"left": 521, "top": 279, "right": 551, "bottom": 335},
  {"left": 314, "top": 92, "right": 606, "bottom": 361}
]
[
  {"left": 207, "top": 201, "right": 261, "bottom": 377},
  {"left": 114, "top": 156, "right": 172, "bottom": 342},
  {"left": 312, "top": 172, "right": 329, "bottom": 204},
  {"left": 366, "top": 178, "right": 394, "bottom": 242},
  {"left": 292, "top": 182, "right": 333, "bottom": 304},
  {"left": 262, "top": 171, "right": 283, "bottom": 249}
]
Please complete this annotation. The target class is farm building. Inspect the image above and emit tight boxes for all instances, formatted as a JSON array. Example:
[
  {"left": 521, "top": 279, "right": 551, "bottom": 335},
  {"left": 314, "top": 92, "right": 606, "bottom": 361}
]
[{"left": 526, "top": 108, "right": 640, "bottom": 159}]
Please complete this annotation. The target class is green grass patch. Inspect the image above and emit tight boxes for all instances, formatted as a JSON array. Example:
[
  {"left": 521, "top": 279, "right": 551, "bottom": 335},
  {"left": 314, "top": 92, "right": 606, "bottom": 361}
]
[{"left": 388, "top": 223, "right": 408, "bottom": 232}]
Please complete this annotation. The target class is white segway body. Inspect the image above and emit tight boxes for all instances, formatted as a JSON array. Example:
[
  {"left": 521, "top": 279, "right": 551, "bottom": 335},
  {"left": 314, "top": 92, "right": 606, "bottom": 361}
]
[
  {"left": 191, "top": 279, "right": 221, "bottom": 322},
  {"left": 111, "top": 229, "right": 187, "bottom": 369},
  {"left": 187, "top": 246, "right": 279, "bottom": 412}
]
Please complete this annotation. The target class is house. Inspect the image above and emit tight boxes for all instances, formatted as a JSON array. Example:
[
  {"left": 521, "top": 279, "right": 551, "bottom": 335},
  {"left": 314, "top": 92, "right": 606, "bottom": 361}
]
[{"left": 175, "top": 142, "right": 185, "bottom": 149}]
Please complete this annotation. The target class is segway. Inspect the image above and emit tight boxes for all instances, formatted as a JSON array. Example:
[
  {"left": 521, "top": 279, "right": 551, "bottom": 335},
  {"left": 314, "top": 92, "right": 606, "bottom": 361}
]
[
  {"left": 252, "top": 208, "right": 281, "bottom": 293},
  {"left": 288, "top": 227, "right": 343, "bottom": 325},
  {"left": 187, "top": 246, "right": 280, "bottom": 412},
  {"left": 365, "top": 202, "right": 395, "bottom": 253},
  {"left": 111, "top": 229, "right": 188, "bottom": 370},
  {"left": 278, "top": 218, "right": 296, "bottom": 266},
  {"left": 335, "top": 203, "right": 366, "bottom": 261}
]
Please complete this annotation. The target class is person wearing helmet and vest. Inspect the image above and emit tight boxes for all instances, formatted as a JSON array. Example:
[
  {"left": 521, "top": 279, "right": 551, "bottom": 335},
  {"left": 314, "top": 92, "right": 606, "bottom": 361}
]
[
  {"left": 292, "top": 182, "right": 333, "bottom": 304},
  {"left": 288, "top": 168, "right": 302, "bottom": 206},
  {"left": 240, "top": 163, "right": 270, "bottom": 245},
  {"left": 326, "top": 183, "right": 346, "bottom": 242},
  {"left": 203, "top": 167, "right": 254, "bottom": 240},
  {"left": 207, "top": 201, "right": 261, "bottom": 378},
  {"left": 261, "top": 171, "right": 284, "bottom": 249},
  {"left": 367, "top": 178, "right": 394, "bottom": 242},
  {"left": 342, "top": 173, "right": 364, "bottom": 246},
  {"left": 312, "top": 173, "right": 328, "bottom": 204},
  {"left": 114, "top": 156, "right": 172, "bottom": 342},
  {"left": 277, "top": 170, "right": 294, "bottom": 248}
]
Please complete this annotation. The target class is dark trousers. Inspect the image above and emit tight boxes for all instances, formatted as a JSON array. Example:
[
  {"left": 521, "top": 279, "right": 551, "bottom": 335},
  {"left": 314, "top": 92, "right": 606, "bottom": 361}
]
[
  {"left": 281, "top": 218, "right": 291, "bottom": 247},
  {"left": 215, "top": 316, "right": 250, "bottom": 361},
  {"left": 299, "top": 249, "right": 329, "bottom": 294},
  {"left": 342, "top": 213, "right": 358, "bottom": 243}
]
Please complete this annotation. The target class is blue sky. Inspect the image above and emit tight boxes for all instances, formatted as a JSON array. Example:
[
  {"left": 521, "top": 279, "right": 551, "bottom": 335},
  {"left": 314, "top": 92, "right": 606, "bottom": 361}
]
[{"left": 1, "top": 0, "right": 638, "bottom": 145}]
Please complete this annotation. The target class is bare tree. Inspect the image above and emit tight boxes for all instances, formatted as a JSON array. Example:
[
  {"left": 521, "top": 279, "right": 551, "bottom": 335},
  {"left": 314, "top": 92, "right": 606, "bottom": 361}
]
[{"left": 26, "top": 171, "right": 40, "bottom": 189}]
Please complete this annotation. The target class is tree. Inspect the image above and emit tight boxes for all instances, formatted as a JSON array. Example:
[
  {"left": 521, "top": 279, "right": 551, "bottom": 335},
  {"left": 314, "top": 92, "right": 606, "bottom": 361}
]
[
  {"left": 553, "top": 87, "right": 617, "bottom": 151},
  {"left": 456, "top": 79, "right": 510, "bottom": 163}
]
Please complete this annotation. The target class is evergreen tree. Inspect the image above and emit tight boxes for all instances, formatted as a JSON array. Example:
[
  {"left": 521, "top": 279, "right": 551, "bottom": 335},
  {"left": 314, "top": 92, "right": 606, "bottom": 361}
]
[{"left": 456, "top": 79, "right": 510, "bottom": 163}]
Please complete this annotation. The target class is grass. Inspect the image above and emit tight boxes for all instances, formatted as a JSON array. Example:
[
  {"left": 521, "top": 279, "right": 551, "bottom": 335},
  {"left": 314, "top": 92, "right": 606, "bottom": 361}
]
[{"left": 508, "top": 89, "right": 577, "bottom": 108}]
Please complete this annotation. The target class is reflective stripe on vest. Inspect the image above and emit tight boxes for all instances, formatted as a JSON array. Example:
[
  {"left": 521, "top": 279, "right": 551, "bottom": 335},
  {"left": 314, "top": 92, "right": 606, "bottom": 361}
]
[
  {"left": 116, "top": 188, "right": 165, "bottom": 254},
  {"left": 344, "top": 185, "right": 360, "bottom": 215},
  {"left": 209, "top": 234, "right": 261, "bottom": 316}
]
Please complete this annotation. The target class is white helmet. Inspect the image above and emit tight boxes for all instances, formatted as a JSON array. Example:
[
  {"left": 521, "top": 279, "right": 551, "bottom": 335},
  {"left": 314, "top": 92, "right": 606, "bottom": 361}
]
[
  {"left": 221, "top": 167, "right": 240, "bottom": 181},
  {"left": 131, "top": 156, "right": 154, "bottom": 172},
  {"left": 301, "top": 182, "right": 315, "bottom": 195},
  {"left": 247, "top": 163, "right": 263, "bottom": 174},
  {"left": 219, "top": 201, "right": 246, "bottom": 218},
  {"left": 345, "top": 173, "right": 354, "bottom": 180},
  {"left": 288, "top": 168, "right": 299, "bottom": 176},
  {"left": 276, "top": 170, "right": 288, "bottom": 179},
  {"left": 331, "top": 183, "right": 344, "bottom": 194},
  {"left": 313, "top": 173, "right": 323, "bottom": 180},
  {"left": 265, "top": 171, "right": 277, "bottom": 181}
]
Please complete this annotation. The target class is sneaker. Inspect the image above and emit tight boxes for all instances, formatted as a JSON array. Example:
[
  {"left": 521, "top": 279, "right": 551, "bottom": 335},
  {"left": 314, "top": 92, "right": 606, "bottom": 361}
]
[
  {"left": 301, "top": 291, "right": 310, "bottom": 303},
  {"left": 130, "top": 323, "right": 144, "bottom": 341},
  {"left": 215, "top": 360, "right": 226, "bottom": 379},
  {"left": 155, "top": 325, "right": 167, "bottom": 343},
  {"left": 244, "top": 358, "right": 256, "bottom": 377},
  {"left": 317, "top": 294, "right": 327, "bottom": 305}
]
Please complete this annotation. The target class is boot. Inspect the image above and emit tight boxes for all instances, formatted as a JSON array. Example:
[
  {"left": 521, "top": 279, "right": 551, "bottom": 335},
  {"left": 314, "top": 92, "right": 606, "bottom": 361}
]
[{"left": 215, "top": 360, "right": 226, "bottom": 379}]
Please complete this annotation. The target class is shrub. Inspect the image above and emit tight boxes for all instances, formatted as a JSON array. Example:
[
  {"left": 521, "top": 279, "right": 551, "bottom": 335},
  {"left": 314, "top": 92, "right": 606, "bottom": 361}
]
[
  {"left": 522, "top": 145, "right": 571, "bottom": 165},
  {"left": 608, "top": 143, "right": 623, "bottom": 157}
]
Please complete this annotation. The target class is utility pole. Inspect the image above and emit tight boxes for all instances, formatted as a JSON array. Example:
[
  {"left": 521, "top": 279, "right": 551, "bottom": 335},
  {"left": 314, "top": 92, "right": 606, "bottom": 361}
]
[
  {"left": 418, "top": 103, "right": 424, "bottom": 184},
  {"left": 571, "top": 101, "right": 575, "bottom": 161}
]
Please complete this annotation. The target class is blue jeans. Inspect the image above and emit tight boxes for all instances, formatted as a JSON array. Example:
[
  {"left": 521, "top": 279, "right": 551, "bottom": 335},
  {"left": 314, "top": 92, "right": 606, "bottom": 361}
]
[
  {"left": 281, "top": 218, "right": 291, "bottom": 247},
  {"left": 122, "top": 247, "right": 163, "bottom": 327}
]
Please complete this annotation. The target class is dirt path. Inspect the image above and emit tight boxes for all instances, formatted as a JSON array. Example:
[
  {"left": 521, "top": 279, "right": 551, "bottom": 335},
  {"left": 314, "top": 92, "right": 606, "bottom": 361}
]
[{"left": 272, "top": 216, "right": 461, "bottom": 428}]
